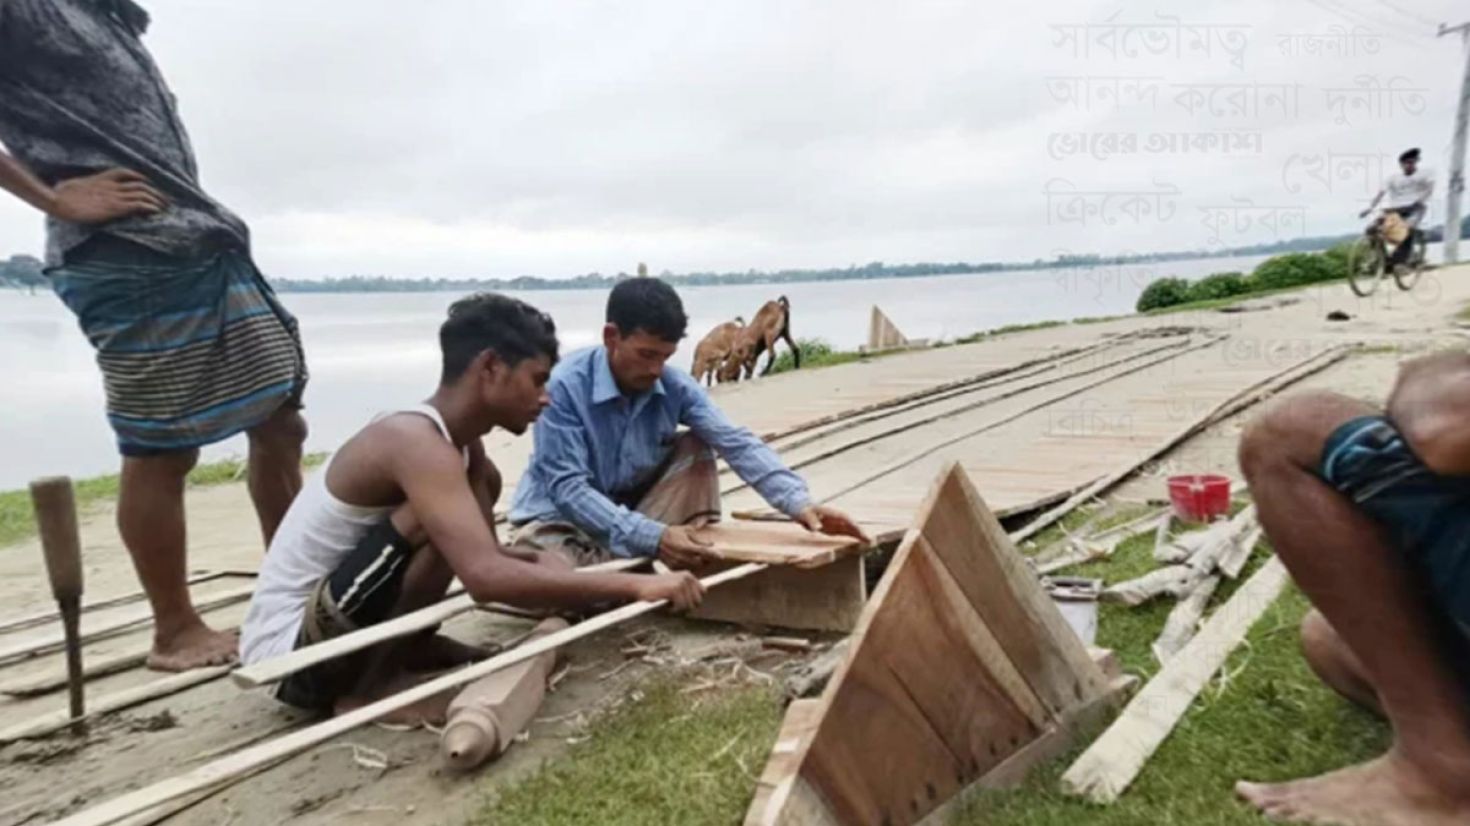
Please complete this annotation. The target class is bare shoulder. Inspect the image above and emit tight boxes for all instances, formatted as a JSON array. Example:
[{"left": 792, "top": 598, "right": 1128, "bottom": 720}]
[
  {"left": 369, "top": 412, "right": 464, "bottom": 467},
  {"left": 333, "top": 414, "right": 455, "bottom": 482}
]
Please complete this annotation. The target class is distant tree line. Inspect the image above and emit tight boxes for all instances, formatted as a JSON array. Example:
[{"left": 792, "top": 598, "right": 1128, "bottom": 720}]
[{"left": 3, "top": 216, "right": 1468, "bottom": 293}]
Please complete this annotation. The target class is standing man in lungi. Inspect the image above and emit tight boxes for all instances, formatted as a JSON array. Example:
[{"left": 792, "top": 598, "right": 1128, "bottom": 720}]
[
  {"left": 0, "top": 0, "right": 308, "bottom": 670},
  {"left": 509, "top": 277, "right": 869, "bottom": 567}
]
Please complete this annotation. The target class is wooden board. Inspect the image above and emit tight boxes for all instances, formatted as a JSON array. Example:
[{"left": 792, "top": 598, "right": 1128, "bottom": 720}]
[
  {"left": 691, "top": 554, "right": 866, "bottom": 633},
  {"left": 1060, "top": 556, "right": 1289, "bottom": 803},
  {"left": 694, "top": 522, "right": 864, "bottom": 569},
  {"left": 232, "top": 557, "right": 646, "bottom": 689},
  {"left": 747, "top": 699, "right": 823, "bottom": 825},
  {"left": 749, "top": 464, "right": 1108, "bottom": 826}
]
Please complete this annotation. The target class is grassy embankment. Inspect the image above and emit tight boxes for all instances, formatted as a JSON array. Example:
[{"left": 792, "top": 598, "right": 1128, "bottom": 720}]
[
  {"left": 0, "top": 453, "right": 327, "bottom": 548},
  {"left": 474, "top": 502, "right": 1388, "bottom": 825}
]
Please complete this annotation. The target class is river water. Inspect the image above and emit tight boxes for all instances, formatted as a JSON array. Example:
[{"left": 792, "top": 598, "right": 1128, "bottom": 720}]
[{"left": 0, "top": 249, "right": 1377, "bottom": 487}]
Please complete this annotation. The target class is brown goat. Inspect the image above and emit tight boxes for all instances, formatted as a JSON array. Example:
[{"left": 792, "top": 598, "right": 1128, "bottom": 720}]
[
  {"left": 722, "top": 297, "right": 798, "bottom": 381},
  {"left": 691, "top": 317, "right": 745, "bottom": 386}
]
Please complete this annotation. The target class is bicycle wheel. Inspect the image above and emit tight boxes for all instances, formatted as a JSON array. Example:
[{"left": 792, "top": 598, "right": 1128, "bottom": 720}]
[
  {"left": 1347, "top": 237, "right": 1384, "bottom": 297},
  {"left": 1393, "top": 243, "right": 1425, "bottom": 291}
]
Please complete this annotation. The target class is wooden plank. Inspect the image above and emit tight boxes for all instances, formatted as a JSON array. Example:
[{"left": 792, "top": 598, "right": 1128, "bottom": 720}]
[
  {"left": 726, "top": 339, "right": 1185, "bottom": 499},
  {"left": 0, "top": 585, "right": 255, "bottom": 667},
  {"left": 0, "top": 666, "right": 232, "bottom": 744},
  {"left": 1152, "top": 575, "right": 1221, "bottom": 664},
  {"left": 795, "top": 538, "right": 1050, "bottom": 824},
  {"left": 52, "top": 563, "right": 769, "bottom": 826},
  {"left": 231, "top": 557, "right": 646, "bottom": 689},
  {"left": 0, "top": 571, "right": 249, "bottom": 636},
  {"left": 760, "top": 465, "right": 1113, "bottom": 826},
  {"left": 917, "top": 466, "right": 1108, "bottom": 716},
  {"left": 693, "top": 522, "right": 863, "bottom": 569},
  {"left": 691, "top": 554, "right": 866, "bottom": 633},
  {"left": 752, "top": 339, "right": 1120, "bottom": 446},
  {"left": 1060, "top": 557, "right": 1289, "bottom": 803},
  {"left": 746, "top": 699, "right": 825, "bottom": 826},
  {"left": 809, "top": 337, "right": 1212, "bottom": 508},
  {"left": 1220, "top": 526, "right": 1262, "bottom": 580},
  {"left": 916, "top": 673, "right": 1138, "bottom": 825},
  {"left": 1011, "top": 346, "right": 1349, "bottom": 543}
]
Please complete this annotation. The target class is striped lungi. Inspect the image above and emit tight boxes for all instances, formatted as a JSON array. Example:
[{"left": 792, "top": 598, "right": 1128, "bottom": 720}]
[{"left": 48, "top": 236, "right": 307, "bottom": 455}]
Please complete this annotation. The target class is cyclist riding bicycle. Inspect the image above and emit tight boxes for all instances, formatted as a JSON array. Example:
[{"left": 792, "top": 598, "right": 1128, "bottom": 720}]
[{"left": 1359, "top": 147, "right": 1434, "bottom": 272}]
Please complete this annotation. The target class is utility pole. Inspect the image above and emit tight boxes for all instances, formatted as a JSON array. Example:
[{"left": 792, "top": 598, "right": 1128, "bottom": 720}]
[{"left": 1440, "top": 21, "right": 1470, "bottom": 264}]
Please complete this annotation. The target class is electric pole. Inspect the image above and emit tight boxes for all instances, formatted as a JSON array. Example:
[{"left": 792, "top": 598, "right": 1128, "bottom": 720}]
[{"left": 1441, "top": 21, "right": 1470, "bottom": 264}]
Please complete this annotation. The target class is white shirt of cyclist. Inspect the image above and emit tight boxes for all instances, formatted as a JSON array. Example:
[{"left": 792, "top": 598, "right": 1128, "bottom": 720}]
[{"left": 1383, "top": 168, "right": 1434, "bottom": 210}]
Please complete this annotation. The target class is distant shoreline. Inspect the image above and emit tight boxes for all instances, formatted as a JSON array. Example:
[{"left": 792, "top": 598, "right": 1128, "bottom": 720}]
[
  {"left": 5, "top": 217, "right": 1466, "bottom": 294},
  {"left": 267, "top": 239, "right": 1342, "bottom": 294}
]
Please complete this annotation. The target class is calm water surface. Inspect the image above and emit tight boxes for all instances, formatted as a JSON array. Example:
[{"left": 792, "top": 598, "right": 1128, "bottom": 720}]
[{"left": 0, "top": 251, "right": 1324, "bottom": 487}]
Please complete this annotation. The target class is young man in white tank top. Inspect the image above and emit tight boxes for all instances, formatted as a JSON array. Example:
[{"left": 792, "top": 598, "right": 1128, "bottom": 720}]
[{"left": 240, "top": 294, "right": 704, "bottom": 720}]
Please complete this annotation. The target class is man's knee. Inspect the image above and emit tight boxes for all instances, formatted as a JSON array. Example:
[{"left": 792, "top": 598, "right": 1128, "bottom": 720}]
[
  {"left": 671, "top": 431, "right": 715, "bottom": 462},
  {"left": 1239, "top": 390, "right": 1375, "bottom": 482},
  {"left": 123, "top": 447, "right": 201, "bottom": 481},
  {"left": 249, "top": 407, "right": 308, "bottom": 452}
]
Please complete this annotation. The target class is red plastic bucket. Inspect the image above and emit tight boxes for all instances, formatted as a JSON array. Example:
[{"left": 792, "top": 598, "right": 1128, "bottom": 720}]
[{"left": 1167, "top": 474, "right": 1231, "bottom": 522}]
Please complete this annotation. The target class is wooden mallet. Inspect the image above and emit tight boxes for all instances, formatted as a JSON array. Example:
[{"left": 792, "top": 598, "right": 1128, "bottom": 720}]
[{"left": 30, "top": 476, "right": 86, "bottom": 722}]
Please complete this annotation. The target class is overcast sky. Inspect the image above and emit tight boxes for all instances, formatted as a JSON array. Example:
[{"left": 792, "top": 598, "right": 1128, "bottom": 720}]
[{"left": 1, "top": 0, "right": 1467, "bottom": 279}]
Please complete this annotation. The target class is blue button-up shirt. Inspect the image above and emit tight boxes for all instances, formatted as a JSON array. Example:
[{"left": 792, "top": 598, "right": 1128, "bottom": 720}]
[{"left": 510, "top": 346, "right": 812, "bottom": 557}]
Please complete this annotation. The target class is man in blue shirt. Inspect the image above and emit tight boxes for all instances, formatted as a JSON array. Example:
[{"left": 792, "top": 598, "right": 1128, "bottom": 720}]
[{"left": 510, "top": 278, "right": 867, "bottom": 566}]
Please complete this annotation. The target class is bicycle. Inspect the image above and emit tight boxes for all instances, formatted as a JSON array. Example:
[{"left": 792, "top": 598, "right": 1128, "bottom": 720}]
[{"left": 1347, "top": 209, "right": 1426, "bottom": 297}]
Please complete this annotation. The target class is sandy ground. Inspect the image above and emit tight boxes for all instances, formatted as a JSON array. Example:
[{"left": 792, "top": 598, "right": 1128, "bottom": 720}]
[{"left": 1, "top": 264, "right": 1467, "bottom": 824}]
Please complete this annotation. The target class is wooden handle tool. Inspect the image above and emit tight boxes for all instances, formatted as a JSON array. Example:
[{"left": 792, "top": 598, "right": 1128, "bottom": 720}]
[{"left": 30, "top": 476, "right": 86, "bottom": 720}]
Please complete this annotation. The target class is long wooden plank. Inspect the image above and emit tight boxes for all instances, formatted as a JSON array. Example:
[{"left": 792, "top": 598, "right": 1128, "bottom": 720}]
[
  {"left": 0, "top": 585, "right": 256, "bottom": 667},
  {"left": 1060, "top": 557, "right": 1289, "bottom": 803},
  {"left": 812, "top": 336, "right": 1225, "bottom": 508},
  {"left": 752, "top": 338, "right": 1123, "bottom": 446},
  {"left": 724, "top": 338, "right": 1184, "bottom": 497},
  {"left": 761, "top": 339, "right": 1125, "bottom": 459},
  {"left": 0, "top": 666, "right": 232, "bottom": 743},
  {"left": 1011, "top": 346, "right": 1349, "bottom": 543},
  {"left": 0, "top": 571, "right": 249, "bottom": 636},
  {"left": 232, "top": 557, "right": 645, "bottom": 689},
  {"left": 53, "top": 562, "right": 769, "bottom": 826}
]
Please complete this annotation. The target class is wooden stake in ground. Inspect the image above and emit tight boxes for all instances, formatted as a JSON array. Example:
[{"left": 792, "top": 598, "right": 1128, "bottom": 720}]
[
  {"left": 1060, "top": 557, "right": 1289, "bottom": 803},
  {"left": 30, "top": 476, "right": 86, "bottom": 722}
]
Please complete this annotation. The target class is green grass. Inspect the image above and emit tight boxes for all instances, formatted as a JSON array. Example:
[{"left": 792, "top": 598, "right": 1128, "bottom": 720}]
[
  {"left": 955, "top": 319, "right": 1068, "bottom": 344},
  {"left": 472, "top": 509, "right": 1388, "bottom": 825},
  {"left": 769, "top": 338, "right": 873, "bottom": 375},
  {"left": 0, "top": 452, "right": 327, "bottom": 549},
  {"left": 956, "top": 590, "right": 1388, "bottom": 825},
  {"left": 1144, "top": 281, "right": 1336, "bottom": 316},
  {"left": 474, "top": 677, "right": 785, "bottom": 825}
]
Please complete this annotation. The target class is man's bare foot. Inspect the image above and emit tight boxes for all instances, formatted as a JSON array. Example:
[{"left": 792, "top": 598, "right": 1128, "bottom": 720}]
[
  {"left": 405, "top": 634, "right": 492, "bottom": 673},
  {"left": 146, "top": 622, "right": 239, "bottom": 672},
  {"left": 1237, "top": 753, "right": 1470, "bottom": 825},
  {"left": 333, "top": 671, "right": 457, "bottom": 726},
  {"left": 1300, "top": 610, "right": 1383, "bottom": 716}
]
